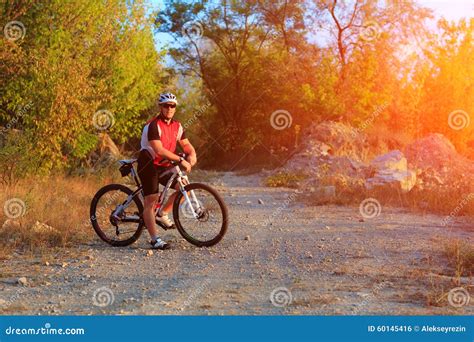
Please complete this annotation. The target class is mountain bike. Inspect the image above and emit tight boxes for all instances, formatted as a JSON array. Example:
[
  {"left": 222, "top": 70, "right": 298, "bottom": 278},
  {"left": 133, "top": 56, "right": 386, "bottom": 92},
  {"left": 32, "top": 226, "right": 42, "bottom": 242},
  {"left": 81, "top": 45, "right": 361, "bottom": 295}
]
[{"left": 89, "top": 154, "right": 228, "bottom": 247}]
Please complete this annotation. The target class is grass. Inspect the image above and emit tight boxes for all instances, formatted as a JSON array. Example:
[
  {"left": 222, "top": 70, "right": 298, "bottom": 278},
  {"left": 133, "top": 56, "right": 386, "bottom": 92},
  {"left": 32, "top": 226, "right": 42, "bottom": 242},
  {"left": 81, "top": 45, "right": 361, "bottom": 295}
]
[
  {"left": 0, "top": 166, "right": 223, "bottom": 255},
  {"left": 0, "top": 162, "right": 236, "bottom": 256},
  {"left": 286, "top": 174, "right": 474, "bottom": 216},
  {"left": 0, "top": 172, "right": 123, "bottom": 254},
  {"left": 444, "top": 239, "right": 474, "bottom": 278},
  {"left": 408, "top": 238, "right": 474, "bottom": 308}
]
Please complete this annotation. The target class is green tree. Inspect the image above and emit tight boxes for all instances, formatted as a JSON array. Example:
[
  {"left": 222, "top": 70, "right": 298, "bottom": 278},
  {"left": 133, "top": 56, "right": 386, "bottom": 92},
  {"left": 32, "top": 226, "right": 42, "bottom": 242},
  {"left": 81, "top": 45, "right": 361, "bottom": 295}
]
[
  {"left": 417, "top": 18, "right": 474, "bottom": 155},
  {"left": 1, "top": 0, "right": 165, "bottom": 172}
]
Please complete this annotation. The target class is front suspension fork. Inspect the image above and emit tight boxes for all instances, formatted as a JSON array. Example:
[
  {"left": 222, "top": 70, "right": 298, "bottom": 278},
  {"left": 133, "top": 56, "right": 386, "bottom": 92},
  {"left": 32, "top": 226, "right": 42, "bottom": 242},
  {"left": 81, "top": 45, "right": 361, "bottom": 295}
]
[{"left": 179, "top": 177, "right": 202, "bottom": 218}]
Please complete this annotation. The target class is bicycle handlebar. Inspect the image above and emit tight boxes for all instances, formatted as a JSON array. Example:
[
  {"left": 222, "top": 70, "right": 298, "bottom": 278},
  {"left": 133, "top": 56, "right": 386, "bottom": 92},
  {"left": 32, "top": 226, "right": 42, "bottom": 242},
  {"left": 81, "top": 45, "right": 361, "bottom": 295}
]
[{"left": 165, "top": 153, "right": 188, "bottom": 166}]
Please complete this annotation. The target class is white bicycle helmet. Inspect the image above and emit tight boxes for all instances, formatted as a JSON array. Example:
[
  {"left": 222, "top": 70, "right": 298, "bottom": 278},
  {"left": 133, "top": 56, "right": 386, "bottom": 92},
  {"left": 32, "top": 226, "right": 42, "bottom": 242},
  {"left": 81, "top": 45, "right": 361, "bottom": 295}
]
[{"left": 159, "top": 92, "right": 178, "bottom": 105}]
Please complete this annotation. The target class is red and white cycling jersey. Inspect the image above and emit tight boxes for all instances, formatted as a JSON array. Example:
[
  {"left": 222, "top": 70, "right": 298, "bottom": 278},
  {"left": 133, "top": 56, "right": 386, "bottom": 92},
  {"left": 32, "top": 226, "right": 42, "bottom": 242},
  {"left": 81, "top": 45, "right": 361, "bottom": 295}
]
[{"left": 140, "top": 114, "right": 186, "bottom": 166}]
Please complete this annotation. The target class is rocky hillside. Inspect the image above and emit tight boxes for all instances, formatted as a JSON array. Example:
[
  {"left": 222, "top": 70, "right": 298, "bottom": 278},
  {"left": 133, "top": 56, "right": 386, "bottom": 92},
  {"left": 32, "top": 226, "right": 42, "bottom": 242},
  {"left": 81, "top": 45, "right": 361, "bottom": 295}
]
[{"left": 270, "top": 121, "right": 474, "bottom": 212}]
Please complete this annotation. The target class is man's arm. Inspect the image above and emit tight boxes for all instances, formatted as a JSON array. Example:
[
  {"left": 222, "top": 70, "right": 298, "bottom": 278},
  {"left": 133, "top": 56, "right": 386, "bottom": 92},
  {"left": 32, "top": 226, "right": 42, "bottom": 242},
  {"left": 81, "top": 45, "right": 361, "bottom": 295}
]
[
  {"left": 179, "top": 138, "right": 197, "bottom": 166},
  {"left": 149, "top": 140, "right": 182, "bottom": 162}
]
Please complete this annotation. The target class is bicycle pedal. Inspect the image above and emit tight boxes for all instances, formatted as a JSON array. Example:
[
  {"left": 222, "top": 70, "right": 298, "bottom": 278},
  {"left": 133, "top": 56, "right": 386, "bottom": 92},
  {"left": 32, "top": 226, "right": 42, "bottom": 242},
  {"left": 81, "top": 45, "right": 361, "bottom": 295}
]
[{"left": 156, "top": 221, "right": 176, "bottom": 230}]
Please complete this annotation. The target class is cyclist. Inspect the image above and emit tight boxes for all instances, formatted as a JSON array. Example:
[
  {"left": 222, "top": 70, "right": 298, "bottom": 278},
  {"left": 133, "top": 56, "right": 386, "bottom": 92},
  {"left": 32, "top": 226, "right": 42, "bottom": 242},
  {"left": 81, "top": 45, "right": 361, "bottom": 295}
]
[{"left": 137, "top": 92, "right": 197, "bottom": 250}]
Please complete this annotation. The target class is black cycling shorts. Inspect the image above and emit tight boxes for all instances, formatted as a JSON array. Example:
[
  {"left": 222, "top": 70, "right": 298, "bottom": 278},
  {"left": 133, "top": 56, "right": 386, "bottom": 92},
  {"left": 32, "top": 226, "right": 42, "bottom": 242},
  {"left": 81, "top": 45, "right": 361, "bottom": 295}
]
[{"left": 137, "top": 150, "right": 177, "bottom": 196}]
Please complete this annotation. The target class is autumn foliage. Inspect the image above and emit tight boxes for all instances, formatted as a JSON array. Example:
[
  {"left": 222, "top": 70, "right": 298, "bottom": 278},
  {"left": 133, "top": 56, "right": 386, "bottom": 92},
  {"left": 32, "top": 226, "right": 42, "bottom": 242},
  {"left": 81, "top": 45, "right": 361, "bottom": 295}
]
[{"left": 1, "top": 1, "right": 473, "bottom": 175}]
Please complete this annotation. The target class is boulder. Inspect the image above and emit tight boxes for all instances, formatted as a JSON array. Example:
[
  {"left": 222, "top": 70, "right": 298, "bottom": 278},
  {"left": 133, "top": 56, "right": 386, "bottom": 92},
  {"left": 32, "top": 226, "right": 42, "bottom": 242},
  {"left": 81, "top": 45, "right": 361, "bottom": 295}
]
[
  {"left": 405, "top": 134, "right": 458, "bottom": 171},
  {"left": 370, "top": 150, "right": 407, "bottom": 172},
  {"left": 277, "top": 121, "right": 368, "bottom": 176},
  {"left": 1, "top": 219, "right": 21, "bottom": 232},
  {"left": 308, "top": 121, "right": 366, "bottom": 157},
  {"left": 404, "top": 133, "right": 474, "bottom": 189},
  {"left": 31, "top": 221, "right": 59, "bottom": 235},
  {"left": 97, "top": 133, "right": 120, "bottom": 157},
  {"left": 17, "top": 277, "right": 28, "bottom": 286},
  {"left": 365, "top": 150, "right": 416, "bottom": 193},
  {"left": 87, "top": 133, "right": 122, "bottom": 171}
]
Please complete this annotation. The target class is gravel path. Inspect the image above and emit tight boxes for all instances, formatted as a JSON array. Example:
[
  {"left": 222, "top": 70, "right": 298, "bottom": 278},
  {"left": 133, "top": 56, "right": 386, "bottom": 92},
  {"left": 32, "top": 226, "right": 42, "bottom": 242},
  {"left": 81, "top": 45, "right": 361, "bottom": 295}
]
[{"left": 1, "top": 172, "right": 473, "bottom": 315}]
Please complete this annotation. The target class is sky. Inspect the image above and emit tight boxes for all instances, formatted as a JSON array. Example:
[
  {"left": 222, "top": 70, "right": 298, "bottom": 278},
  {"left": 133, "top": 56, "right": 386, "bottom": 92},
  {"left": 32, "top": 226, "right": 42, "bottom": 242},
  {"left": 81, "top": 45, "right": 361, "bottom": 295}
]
[
  {"left": 418, "top": 0, "right": 474, "bottom": 21},
  {"left": 149, "top": 0, "right": 473, "bottom": 62},
  {"left": 149, "top": 0, "right": 474, "bottom": 25}
]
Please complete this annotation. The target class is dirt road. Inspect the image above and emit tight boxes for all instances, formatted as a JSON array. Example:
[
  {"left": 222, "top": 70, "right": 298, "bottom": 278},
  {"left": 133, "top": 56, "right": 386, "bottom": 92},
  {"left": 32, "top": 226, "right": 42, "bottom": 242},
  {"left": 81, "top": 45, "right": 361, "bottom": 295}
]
[{"left": 1, "top": 172, "right": 473, "bottom": 315}]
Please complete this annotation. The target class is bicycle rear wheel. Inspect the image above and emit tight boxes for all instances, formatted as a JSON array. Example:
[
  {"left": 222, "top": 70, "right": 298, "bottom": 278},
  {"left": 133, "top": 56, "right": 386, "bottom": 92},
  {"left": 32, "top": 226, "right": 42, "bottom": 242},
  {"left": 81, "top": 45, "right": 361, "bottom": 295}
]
[
  {"left": 173, "top": 183, "right": 228, "bottom": 247},
  {"left": 90, "top": 184, "right": 144, "bottom": 246}
]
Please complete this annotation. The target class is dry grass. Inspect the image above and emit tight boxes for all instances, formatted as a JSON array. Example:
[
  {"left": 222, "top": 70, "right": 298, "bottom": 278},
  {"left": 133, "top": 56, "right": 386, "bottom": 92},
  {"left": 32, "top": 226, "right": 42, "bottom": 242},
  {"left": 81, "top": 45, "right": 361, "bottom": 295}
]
[
  {"left": 404, "top": 239, "right": 474, "bottom": 308},
  {"left": 0, "top": 172, "right": 123, "bottom": 254},
  {"left": 291, "top": 172, "right": 474, "bottom": 217},
  {"left": 0, "top": 166, "right": 228, "bottom": 256},
  {"left": 444, "top": 239, "right": 474, "bottom": 278}
]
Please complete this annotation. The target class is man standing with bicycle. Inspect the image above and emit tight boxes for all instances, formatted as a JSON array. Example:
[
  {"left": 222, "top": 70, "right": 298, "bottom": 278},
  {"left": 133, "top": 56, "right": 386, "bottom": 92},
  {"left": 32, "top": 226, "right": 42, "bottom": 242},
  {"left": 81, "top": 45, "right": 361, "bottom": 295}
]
[{"left": 137, "top": 92, "right": 197, "bottom": 250}]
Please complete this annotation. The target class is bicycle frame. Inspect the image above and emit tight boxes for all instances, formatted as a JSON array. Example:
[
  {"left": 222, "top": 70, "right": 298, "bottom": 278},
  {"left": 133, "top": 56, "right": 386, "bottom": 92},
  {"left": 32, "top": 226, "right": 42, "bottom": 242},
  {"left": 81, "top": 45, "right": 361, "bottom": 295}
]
[
  {"left": 112, "top": 162, "right": 202, "bottom": 223},
  {"left": 155, "top": 165, "right": 203, "bottom": 219}
]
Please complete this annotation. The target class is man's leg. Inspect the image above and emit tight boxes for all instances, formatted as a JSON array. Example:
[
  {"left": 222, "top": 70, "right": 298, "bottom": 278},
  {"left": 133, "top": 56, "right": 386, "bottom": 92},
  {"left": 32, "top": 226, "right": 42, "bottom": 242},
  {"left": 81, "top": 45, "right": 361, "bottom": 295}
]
[
  {"left": 143, "top": 193, "right": 159, "bottom": 238},
  {"left": 161, "top": 183, "right": 181, "bottom": 214},
  {"left": 137, "top": 151, "right": 169, "bottom": 249},
  {"left": 144, "top": 193, "right": 170, "bottom": 249}
]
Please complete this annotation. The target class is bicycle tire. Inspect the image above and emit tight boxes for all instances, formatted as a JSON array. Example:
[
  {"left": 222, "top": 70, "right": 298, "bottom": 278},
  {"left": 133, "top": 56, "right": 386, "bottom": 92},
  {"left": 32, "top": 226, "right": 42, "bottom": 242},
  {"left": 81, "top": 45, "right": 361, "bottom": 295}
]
[
  {"left": 90, "top": 183, "right": 144, "bottom": 247},
  {"left": 173, "top": 183, "right": 228, "bottom": 247}
]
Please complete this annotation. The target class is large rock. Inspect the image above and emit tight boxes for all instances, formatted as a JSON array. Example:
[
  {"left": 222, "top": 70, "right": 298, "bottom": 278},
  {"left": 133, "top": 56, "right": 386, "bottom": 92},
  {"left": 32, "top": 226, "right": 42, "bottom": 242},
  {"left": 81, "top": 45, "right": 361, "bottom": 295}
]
[
  {"left": 97, "top": 133, "right": 120, "bottom": 157},
  {"left": 366, "top": 150, "right": 416, "bottom": 193},
  {"left": 272, "top": 121, "right": 371, "bottom": 194},
  {"left": 404, "top": 133, "right": 474, "bottom": 189},
  {"left": 1, "top": 219, "right": 21, "bottom": 232},
  {"left": 87, "top": 133, "right": 122, "bottom": 171},
  {"left": 370, "top": 150, "right": 407, "bottom": 171},
  {"left": 306, "top": 121, "right": 366, "bottom": 159},
  {"left": 405, "top": 134, "right": 457, "bottom": 170},
  {"left": 278, "top": 121, "right": 368, "bottom": 174},
  {"left": 31, "top": 221, "right": 59, "bottom": 235}
]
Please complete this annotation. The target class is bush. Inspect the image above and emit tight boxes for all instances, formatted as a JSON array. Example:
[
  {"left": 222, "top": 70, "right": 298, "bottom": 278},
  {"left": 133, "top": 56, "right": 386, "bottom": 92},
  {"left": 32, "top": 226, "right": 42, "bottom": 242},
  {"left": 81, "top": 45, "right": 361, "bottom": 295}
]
[{"left": 0, "top": 131, "right": 42, "bottom": 186}]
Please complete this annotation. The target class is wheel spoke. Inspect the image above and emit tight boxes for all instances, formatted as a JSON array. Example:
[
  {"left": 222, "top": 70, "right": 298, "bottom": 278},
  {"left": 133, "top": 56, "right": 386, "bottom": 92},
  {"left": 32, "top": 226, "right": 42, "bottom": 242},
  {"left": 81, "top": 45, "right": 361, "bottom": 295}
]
[
  {"left": 175, "top": 184, "right": 227, "bottom": 246},
  {"left": 91, "top": 186, "right": 142, "bottom": 245}
]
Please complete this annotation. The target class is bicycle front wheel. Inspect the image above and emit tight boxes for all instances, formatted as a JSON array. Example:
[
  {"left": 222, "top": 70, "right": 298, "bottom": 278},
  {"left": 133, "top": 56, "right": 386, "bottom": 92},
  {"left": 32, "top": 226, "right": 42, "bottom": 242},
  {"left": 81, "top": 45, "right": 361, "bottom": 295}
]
[{"left": 173, "top": 183, "right": 228, "bottom": 247}]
